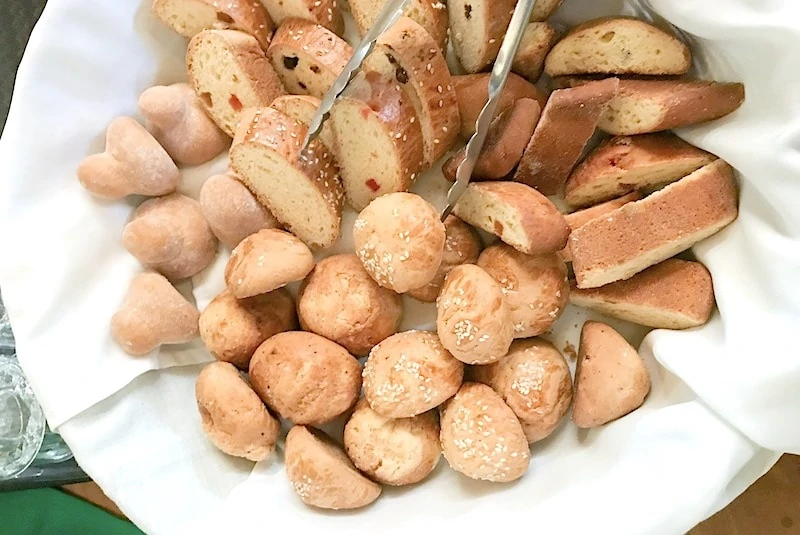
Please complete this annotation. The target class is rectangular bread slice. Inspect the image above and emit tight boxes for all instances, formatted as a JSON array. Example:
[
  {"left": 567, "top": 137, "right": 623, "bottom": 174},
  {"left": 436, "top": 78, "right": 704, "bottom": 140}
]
[
  {"left": 570, "top": 258, "right": 715, "bottom": 329},
  {"left": 448, "top": 0, "right": 516, "bottom": 73},
  {"left": 512, "top": 22, "right": 558, "bottom": 82},
  {"left": 565, "top": 133, "right": 717, "bottom": 207},
  {"left": 349, "top": 0, "right": 449, "bottom": 52},
  {"left": 560, "top": 192, "right": 640, "bottom": 263},
  {"left": 571, "top": 159, "right": 738, "bottom": 288}
]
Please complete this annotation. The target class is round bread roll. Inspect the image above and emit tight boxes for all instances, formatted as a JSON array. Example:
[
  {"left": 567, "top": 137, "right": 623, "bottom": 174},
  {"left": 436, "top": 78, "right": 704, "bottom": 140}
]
[
  {"left": 363, "top": 330, "right": 464, "bottom": 418},
  {"left": 195, "top": 361, "right": 280, "bottom": 461},
  {"left": 478, "top": 243, "right": 569, "bottom": 338},
  {"left": 471, "top": 338, "right": 573, "bottom": 443},
  {"left": 440, "top": 382, "right": 530, "bottom": 482},
  {"left": 225, "top": 228, "right": 314, "bottom": 298},
  {"left": 285, "top": 425, "right": 381, "bottom": 510},
  {"left": 298, "top": 254, "right": 403, "bottom": 356},
  {"left": 249, "top": 332, "right": 361, "bottom": 425},
  {"left": 353, "top": 192, "right": 446, "bottom": 293},
  {"left": 408, "top": 215, "right": 483, "bottom": 303},
  {"left": 199, "top": 288, "right": 297, "bottom": 369},
  {"left": 344, "top": 398, "right": 440, "bottom": 486},
  {"left": 436, "top": 264, "right": 514, "bottom": 365}
]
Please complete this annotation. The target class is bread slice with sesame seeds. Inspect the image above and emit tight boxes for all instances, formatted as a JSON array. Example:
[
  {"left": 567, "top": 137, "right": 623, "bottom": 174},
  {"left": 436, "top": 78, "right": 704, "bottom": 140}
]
[
  {"left": 330, "top": 71, "right": 424, "bottom": 211},
  {"left": 230, "top": 107, "right": 343, "bottom": 249},
  {"left": 349, "top": 0, "right": 449, "bottom": 53},
  {"left": 187, "top": 29, "right": 285, "bottom": 136},
  {"left": 261, "top": 0, "right": 344, "bottom": 36},
  {"left": 448, "top": 0, "right": 516, "bottom": 73},
  {"left": 512, "top": 22, "right": 558, "bottom": 82},
  {"left": 364, "top": 16, "right": 459, "bottom": 166},
  {"left": 152, "top": 0, "right": 274, "bottom": 48},
  {"left": 267, "top": 18, "right": 352, "bottom": 99},
  {"left": 270, "top": 94, "right": 336, "bottom": 154}
]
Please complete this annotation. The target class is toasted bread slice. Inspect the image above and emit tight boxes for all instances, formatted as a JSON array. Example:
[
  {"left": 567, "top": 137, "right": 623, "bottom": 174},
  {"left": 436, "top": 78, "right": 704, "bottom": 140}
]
[
  {"left": 152, "top": 0, "right": 274, "bottom": 48},
  {"left": 560, "top": 192, "right": 641, "bottom": 263},
  {"left": 230, "top": 107, "right": 343, "bottom": 248},
  {"left": 187, "top": 29, "right": 284, "bottom": 136},
  {"left": 571, "top": 159, "right": 738, "bottom": 288},
  {"left": 530, "top": 0, "right": 563, "bottom": 21},
  {"left": 453, "top": 181, "right": 569, "bottom": 255},
  {"left": 267, "top": 18, "right": 352, "bottom": 99},
  {"left": 270, "top": 94, "right": 335, "bottom": 153},
  {"left": 512, "top": 22, "right": 558, "bottom": 82},
  {"left": 349, "top": 0, "right": 449, "bottom": 52},
  {"left": 514, "top": 78, "right": 619, "bottom": 195},
  {"left": 448, "top": 0, "right": 516, "bottom": 73},
  {"left": 565, "top": 133, "right": 717, "bottom": 207},
  {"left": 570, "top": 259, "right": 715, "bottom": 329},
  {"left": 545, "top": 16, "right": 691, "bottom": 77},
  {"left": 262, "top": 0, "right": 344, "bottom": 35}
]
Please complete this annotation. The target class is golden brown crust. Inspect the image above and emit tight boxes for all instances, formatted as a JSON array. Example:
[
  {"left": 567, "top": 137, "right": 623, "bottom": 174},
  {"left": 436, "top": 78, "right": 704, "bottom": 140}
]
[
  {"left": 269, "top": 94, "right": 336, "bottom": 152},
  {"left": 350, "top": 0, "right": 449, "bottom": 52},
  {"left": 529, "top": 0, "right": 563, "bottom": 21},
  {"left": 448, "top": 0, "right": 516, "bottom": 73},
  {"left": 512, "top": 22, "right": 558, "bottom": 82},
  {"left": 262, "top": 0, "right": 344, "bottom": 35},
  {"left": 560, "top": 192, "right": 641, "bottom": 263}
]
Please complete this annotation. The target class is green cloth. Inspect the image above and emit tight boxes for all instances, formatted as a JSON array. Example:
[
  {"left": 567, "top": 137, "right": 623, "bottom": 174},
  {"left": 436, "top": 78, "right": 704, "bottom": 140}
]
[{"left": 0, "top": 488, "right": 143, "bottom": 535}]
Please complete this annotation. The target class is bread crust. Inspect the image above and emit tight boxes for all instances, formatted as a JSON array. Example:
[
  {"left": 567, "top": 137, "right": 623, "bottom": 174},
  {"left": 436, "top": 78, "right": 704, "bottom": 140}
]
[
  {"left": 448, "top": 0, "right": 516, "bottom": 73},
  {"left": 262, "top": 0, "right": 344, "bottom": 35},
  {"left": 152, "top": 0, "right": 274, "bottom": 48},
  {"left": 560, "top": 192, "right": 641, "bottom": 263},
  {"left": 512, "top": 22, "right": 558, "bottom": 82},
  {"left": 349, "top": 0, "right": 448, "bottom": 52}
]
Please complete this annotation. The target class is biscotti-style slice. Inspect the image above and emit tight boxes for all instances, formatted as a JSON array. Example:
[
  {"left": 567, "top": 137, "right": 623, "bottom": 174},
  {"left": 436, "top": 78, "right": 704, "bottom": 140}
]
[
  {"left": 570, "top": 259, "right": 716, "bottom": 329},
  {"left": 565, "top": 133, "right": 717, "bottom": 207},
  {"left": 454, "top": 73, "right": 547, "bottom": 138},
  {"left": 152, "top": 0, "right": 274, "bottom": 48},
  {"left": 349, "top": 0, "right": 449, "bottom": 52},
  {"left": 187, "top": 29, "right": 284, "bottom": 136},
  {"left": 453, "top": 181, "right": 569, "bottom": 256},
  {"left": 261, "top": 0, "right": 344, "bottom": 35},
  {"left": 331, "top": 71, "right": 424, "bottom": 211},
  {"left": 571, "top": 159, "right": 738, "bottom": 288},
  {"left": 560, "top": 192, "right": 640, "bottom": 263},
  {"left": 512, "top": 22, "right": 558, "bottom": 82},
  {"left": 270, "top": 94, "right": 335, "bottom": 153},
  {"left": 364, "top": 16, "right": 459, "bottom": 165},
  {"left": 448, "top": 0, "right": 516, "bottom": 73},
  {"left": 267, "top": 18, "right": 352, "bottom": 99},
  {"left": 514, "top": 78, "right": 619, "bottom": 196},
  {"left": 230, "top": 107, "right": 343, "bottom": 248},
  {"left": 530, "top": 0, "right": 563, "bottom": 21},
  {"left": 544, "top": 17, "right": 691, "bottom": 77}
]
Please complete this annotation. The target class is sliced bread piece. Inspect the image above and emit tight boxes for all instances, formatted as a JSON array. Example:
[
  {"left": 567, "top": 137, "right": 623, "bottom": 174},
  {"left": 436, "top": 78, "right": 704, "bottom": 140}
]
[
  {"left": 230, "top": 107, "right": 343, "bottom": 248},
  {"left": 572, "top": 321, "right": 651, "bottom": 428},
  {"left": 270, "top": 94, "right": 336, "bottom": 153},
  {"left": 152, "top": 0, "right": 274, "bottom": 48},
  {"left": 530, "top": 0, "right": 563, "bottom": 21},
  {"left": 267, "top": 18, "right": 352, "bottom": 99},
  {"left": 544, "top": 16, "right": 691, "bottom": 77},
  {"left": 512, "top": 22, "right": 558, "bottom": 82},
  {"left": 349, "top": 0, "right": 449, "bottom": 52},
  {"left": 187, "top": 29, "right": 285, "bottom": 136},
  {"left": 261, "top": 0, "right": 344, "bottom": 35},
  {"left": 364, "top": 16, "right": 459, "bottom": 165},
  {"left": 453, "top": 181, "right": 569, "bottom": 256},
  {"left": 570, "top": 259, "right": 715, "bottom": 329},
  {"left": 331, "top": 71, "right": 424, "bottom": 210},
  {"left": 514, "top": 78, "right": 619, "bottom": 195},
  {"left": 448, "top": 0, "right": 516, "bottom": 73},
  {"left": 565, "top": 133, "right": 717, "bottom": 207},
  {"left": 571, "top": 159, "right": 738, "bottom": 288},
  {"left": 560, "top": 192, "right": 641, "bottom": 263},
  {"left": 454, "top": 73, "right": 547, "bottom": 138}
]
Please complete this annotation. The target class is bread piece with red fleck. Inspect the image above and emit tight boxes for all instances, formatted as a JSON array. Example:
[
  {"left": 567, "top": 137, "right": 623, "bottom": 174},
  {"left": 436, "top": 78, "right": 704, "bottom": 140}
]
[
  {"left": 512, "top": 22, "right": 558, "bottom": 82},
  {"left": 349, "top": 0, "right": 449, "bottom": 52},
  {"left": 448, "top": 0, "right": 516, "bottom": 73},
  {"left": 261, "top": 0, "right": 344, "bottom": 35},
  {"left": 560, "top": 192, "right": 641, "bottom": 263},
  {"left": 152, "top": 0, "right": 274, "bottom": 48}
]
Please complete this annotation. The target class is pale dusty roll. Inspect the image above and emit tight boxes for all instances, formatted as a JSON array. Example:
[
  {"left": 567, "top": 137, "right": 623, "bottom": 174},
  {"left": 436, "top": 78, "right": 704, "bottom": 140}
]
[
  {"left": 472, "top": 338, "right": 572, "bottom": 443},
  {"left": 349, "top": 0, "right": 448, "bottom": 52},
  {"left": 139, "top": 83, "right": 229, "bottom": 166},
  {"left": 199, "top": 288, "right": 297, "bottom": 369},
  {"left": 544, "top": 16, "right": 691, "bottom": 77},
  {"left": 331, "top": 71, "right": 424, "bottom": 210},
  {"left": 514, "top": 78, "right": 619, "bottom": 196},
  {"left": 297, "top": 254, "right": 403, "bottom": 356},
  {"left": 353, "top": 192, "right": 445, "bottom": 293},
  {"left": 364, "top": 16, "right": 459, "bottom": 165},
  {"left": 448, "top": 0, "right": 516, "bottom": 73},
  {"left": 249, "top": 331, "right": 361, "bottom": 424},
  {"left": 344, "top": 398, "right": 440, "bottom": 486},
  {"left": 285, "top": 425, "right": 381, "bottom": 510},
  {"left": 111, "top": 273, "right": 199, "bottom": 356},
  {"left": 123, "top": 194, "right": 218, "bottom": 280},
  {"left": 76, "top": 117, "right": 180, "bottom": 200},
  {"left": 261, "top": 0, "right": 344, "bottom": 35},
  {"left": 195, "top": 361, "right": 280, "bottom": 461},
  {"left": 529, "top": 0, "right": 563, "bottom": 21},
  {"left": 512, "top": 22, "right": 558, "bottom": 82},
  {"left": 199, "top": 172, "right": 281, "bottom": 249},
  {"left": 565, "top": 133, "right": 716, "bottom": 207},
  {"left": 187, "top": 29, "right": 284, "bottom": 137},
  {"left": 571, "top": 159, "right": 739, "bottom": 288},
  {"left": 560, "top": 192, "right": 641, "bottom": 263},
  {"left": 573, "top": 321, "right": 651, "bottom": 428},
  {"left": 437, "top": 264, "right": 514, "bottom": 365},
  {"left": 362, "top": 330, "right": 464, "bottom": 419},
  {"left": 477, "top": 243, "right": 568, "bottom": 338},
  {"left": 151, "top": 0, "right": 274, "bottom": 48},
  {"left": 267, "top": 19, "right": 352, "bottom": 98},
  {"left": 230, "top": 106, "right": 343, "bottom": 248},
  {"left": 452, "top": 181, "right": 570, "bottom": 256},
  {"left": 224, "top": 228, "right": 314, "bottom": 298},
  {"left": 440, "top": 382, "right": 530, "bottom": 482},
  {"left": 270, "top": 94, "right": 336, "bottom": 153},
  {"left": 408, "top": 215, "right": 482, "bottom": 303},
  {"left": 570, "top": 258, "right": 716, "bottom": 329}
]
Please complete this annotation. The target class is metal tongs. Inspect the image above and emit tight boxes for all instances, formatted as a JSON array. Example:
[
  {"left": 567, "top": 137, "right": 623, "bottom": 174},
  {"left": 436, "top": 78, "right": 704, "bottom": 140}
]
[{"left": 300, "top": 0, "right": 540, "bottom": 221}]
